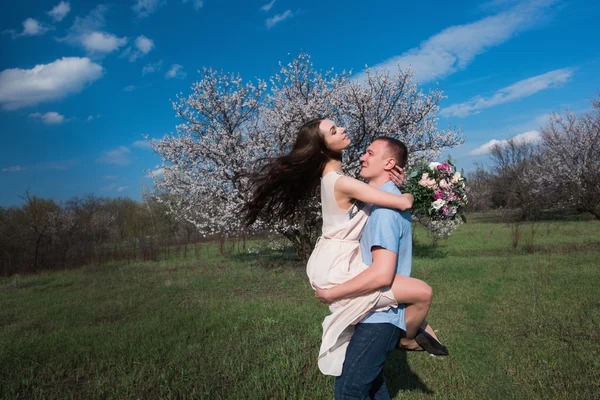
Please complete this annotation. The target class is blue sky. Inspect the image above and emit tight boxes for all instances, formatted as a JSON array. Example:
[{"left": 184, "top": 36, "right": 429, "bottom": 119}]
[{"left": 1, "top": 0, "right": 599, "bottom": 206}]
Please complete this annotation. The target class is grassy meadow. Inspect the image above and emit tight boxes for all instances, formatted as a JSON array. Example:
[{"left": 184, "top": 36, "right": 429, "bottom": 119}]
[{"left": 1, "top": 215, "right": 599, "bottom": 399}]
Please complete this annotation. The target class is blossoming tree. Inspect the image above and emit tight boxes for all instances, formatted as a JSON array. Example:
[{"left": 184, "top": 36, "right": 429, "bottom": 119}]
[
  {"left": 151, "top": 53, "right": 464, "bottom": 260},
  {"left": 538, "top": 95, "right": 600, "bottom": 220}
]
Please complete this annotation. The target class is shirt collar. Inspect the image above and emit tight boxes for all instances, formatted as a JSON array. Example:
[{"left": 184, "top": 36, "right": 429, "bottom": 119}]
[{"left": 379, "top": 180, "right": 396, "bottom": 192}]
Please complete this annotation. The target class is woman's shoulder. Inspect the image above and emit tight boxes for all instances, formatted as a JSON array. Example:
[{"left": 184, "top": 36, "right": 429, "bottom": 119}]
[
  {"left": 322, "top": 170, "right": 344, "bottom": 185},
  {"left": 322, "top": 170, "right": 344, "bottom": 178}
]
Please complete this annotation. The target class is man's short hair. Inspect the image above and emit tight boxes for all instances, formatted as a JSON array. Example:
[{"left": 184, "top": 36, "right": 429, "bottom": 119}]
[{"left": 373, "top": 136, "right": 408, "bottom": 168}]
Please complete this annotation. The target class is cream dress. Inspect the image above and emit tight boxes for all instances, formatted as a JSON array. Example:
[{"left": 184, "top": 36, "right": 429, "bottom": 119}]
[{"left": 306, "top": 171, "right": 397, "bottom": 376}]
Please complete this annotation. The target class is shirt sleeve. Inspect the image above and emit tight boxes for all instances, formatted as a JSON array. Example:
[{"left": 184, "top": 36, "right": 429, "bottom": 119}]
[{"left": 366, "top": 207, "right": 402, "bottom": 254}]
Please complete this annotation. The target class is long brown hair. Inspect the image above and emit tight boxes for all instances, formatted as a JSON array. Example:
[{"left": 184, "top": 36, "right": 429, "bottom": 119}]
[{"left": 243, "top": 118, "right": 341, "bottom": 225}]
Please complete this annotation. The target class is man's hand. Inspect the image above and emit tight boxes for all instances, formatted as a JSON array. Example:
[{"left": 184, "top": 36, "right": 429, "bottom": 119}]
[
  {"left": 389, "top": 165, "right": 405, "bottom": 187},
  {"left": 313, "top": 282, "right": 335, "bottom": 304}
]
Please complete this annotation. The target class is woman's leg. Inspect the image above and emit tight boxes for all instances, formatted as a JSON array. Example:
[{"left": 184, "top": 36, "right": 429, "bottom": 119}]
[
  {"left": 398, "top": 322, "right": 441, "bottom": 350},
  {"left": 422, "top": 322, "right": 441, "bottom": 342},
  {"left": 389, "top": 275, "right": 432, "bottom": 339}
]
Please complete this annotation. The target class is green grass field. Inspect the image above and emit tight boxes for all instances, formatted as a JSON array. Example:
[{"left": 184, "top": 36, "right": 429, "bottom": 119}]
[{"left": 1, "top": 216, "right": 599, "bottom": 399}]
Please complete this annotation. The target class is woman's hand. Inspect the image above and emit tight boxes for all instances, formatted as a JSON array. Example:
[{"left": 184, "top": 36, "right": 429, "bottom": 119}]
[
  {"left": 389, "top": 165, "right": 405, "bottom": 187},
  {"left": 313, "top": 282, "right": 336, "bottom": 304}
]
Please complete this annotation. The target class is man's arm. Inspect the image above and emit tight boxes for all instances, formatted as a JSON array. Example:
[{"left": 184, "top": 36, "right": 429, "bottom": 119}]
[{"left": 314, "top": 246, "right": 397, "bottom": 303}]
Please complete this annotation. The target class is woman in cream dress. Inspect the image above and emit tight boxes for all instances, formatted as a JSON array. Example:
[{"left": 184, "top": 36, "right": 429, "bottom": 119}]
[{"left": 306, "top": 170, "right": 405, "bottom": 375}]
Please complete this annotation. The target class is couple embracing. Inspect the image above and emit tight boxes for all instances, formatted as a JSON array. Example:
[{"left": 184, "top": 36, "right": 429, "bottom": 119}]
[{"left": 245, "top": 118, "right": 447, "bottom": 399}]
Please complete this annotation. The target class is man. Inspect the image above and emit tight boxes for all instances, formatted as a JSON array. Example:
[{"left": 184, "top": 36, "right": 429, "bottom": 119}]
[{"left": 316, "top": 137, "right": 445, "bottom": 399}]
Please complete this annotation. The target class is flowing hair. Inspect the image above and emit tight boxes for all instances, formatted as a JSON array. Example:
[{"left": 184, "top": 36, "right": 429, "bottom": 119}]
[{"left": 243, "top": 118, "right": 341, "bottom": 225}]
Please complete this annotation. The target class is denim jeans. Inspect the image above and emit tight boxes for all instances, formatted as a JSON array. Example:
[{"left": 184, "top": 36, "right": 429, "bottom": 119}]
[{"left": 334, "top": 323, "right": 401, "bottom": 400}]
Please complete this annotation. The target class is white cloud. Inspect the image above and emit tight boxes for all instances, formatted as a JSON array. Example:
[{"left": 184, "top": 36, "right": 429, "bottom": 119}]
[
  {"left": 87, "top": 114, "right": 101, "bottom": 122},
  {"left": 23, "top": 18, "right": 50, "bottom": 36},
  {"left": 2, "top": 165, "right": 23, "bottom": 172},
  {"left": 123, "top": 85, "right": 137, "bottom": 92},
  {"left": 261, "top": 0, "right": 276, "bottom": 12},
  {"left": 440, "top": 68, "right": 575, "bottom": 118},
  {"left": 165, "top": 64, "right": 186, "bottom": 79},
  {"left": 266, "top": 10, "right": 293, "bottom": 29},
  {"left": 97, "top": 146, "right": 133, "bottom": 166},
  {"left": 146, "top": 167, "right": 164, "bottom": 178},
  {"left": 29, "top": 111, "right": 66, "bottom": 124},
  {"left": 133, "top": 140, "right": 152, "bottom": 149},
  {"left": 355, "top": 0, "right": 558, "bottom": 83},
  {"left": 136, "top": 35, "right": 154, "bottom": 53},
  {"left": 122, "top": 35, "right": 154, "bottom": 62},
  {"left": 80, "top": 31, "right": 127, "bottom": 54},
  {"left": 133, "top": 0, "right": 165, "bottom": 18},
  {"left": 471, "top": 130, "right": 541, "bottom": 155},
  {"left": 117, "top": 186, "right": 129, "bottom": 192},
  {"left": 48, "top": 1, "right": 71, "bottom": 22},
  {"left": 0, "top": 57, "right": 103, "bottom": 110},
  {"left": 60, "top": 5, "right": 127, "bottom": 56},
  {"left": 142, "top": 60, "right": 163, "bottom": 75},
  {"left": 7, "top": 18, "right": 51, "bottom": 38}
]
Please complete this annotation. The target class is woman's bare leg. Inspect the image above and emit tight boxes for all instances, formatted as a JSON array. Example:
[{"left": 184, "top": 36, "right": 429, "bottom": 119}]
[
  {"left": 422, "top": 322, "right": 441, "bottom": 342},
  {"left": 398, "top": 322, "right": 441, "bottom": 350},
  {"left": 389, "top": 275, "right": 432, "bottom": 339}
]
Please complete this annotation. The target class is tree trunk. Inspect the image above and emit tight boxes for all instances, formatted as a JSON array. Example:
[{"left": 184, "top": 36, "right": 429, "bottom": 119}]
[{"left": 282, "top": 231, "right": 315, "bottom": 263}]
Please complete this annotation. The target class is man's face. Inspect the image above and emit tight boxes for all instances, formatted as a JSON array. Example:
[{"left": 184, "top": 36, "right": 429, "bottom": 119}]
[{"left": 359, "top": 140, "right": 393, "bottom": 180}]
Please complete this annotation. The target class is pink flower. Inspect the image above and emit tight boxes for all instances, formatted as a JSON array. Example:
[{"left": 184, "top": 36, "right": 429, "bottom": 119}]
[
  {"left": 419, "top": 172, "right": 437, "bottom": 189},
  {"left": 437, "top": 163, "right": 451, "bottom": 172},
  {"left": 442, "top": 205, "right": 449, "bottom": 216},
  {"left": 439, "top": 179, "right": 451, "bottom": 190},
  {"left": 434, "top": 190, "right": 444, "bottom": 200}
]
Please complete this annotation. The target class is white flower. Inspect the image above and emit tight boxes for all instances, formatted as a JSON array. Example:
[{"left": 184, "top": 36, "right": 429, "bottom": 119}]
[
  {"left": 431, "top": 199, "right": 446, "bottom": 210},
  {"left": 428, "top": 162, "right": 441, "bottom": 171},
  {"left": 451, "top": 172, "right": 462, "bottom": 183}
]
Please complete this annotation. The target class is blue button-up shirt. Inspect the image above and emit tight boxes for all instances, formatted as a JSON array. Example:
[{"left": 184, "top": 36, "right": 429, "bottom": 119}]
[{"left": 359, "top": 181, "right": 412, "bottom": 329}]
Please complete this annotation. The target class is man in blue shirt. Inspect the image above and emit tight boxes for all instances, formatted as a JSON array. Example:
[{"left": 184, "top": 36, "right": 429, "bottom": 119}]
[{"left": 316, "top": 137, "right": 444, "bottom": 399}]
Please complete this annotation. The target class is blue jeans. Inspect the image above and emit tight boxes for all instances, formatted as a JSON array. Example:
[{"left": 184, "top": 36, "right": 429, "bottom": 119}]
[{"left": 334, "top": 323, "right": 401, "bottom": 400}]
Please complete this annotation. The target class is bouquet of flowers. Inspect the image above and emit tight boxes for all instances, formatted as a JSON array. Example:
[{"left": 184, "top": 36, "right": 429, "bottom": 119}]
[{"left": 402, "top": 159, "right": 467, "bottom": 225}]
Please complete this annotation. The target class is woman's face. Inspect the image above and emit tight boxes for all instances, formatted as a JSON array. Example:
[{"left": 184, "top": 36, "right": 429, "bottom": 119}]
[{"left": 319, "top": 119, "right": 350, "bottom": 153}]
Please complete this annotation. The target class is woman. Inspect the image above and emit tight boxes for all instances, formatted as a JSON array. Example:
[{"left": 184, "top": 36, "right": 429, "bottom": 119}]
[{"left": 244, "top": 118, "right": 442, "bottom": 376}]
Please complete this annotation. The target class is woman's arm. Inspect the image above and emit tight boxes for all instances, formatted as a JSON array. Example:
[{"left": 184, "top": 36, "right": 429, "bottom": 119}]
[{"left": 335, "top": 176, "right": 414, "bottom": 211}]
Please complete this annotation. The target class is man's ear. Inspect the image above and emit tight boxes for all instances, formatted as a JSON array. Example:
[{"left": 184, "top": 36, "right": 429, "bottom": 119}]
[{"left": 383, "top": 158, "right": 397, "bottom": 171}]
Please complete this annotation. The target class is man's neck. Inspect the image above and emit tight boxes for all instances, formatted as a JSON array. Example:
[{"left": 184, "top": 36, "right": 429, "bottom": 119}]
[{"left": 368, "top": 174, "right": 391, "bottom": 188}]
